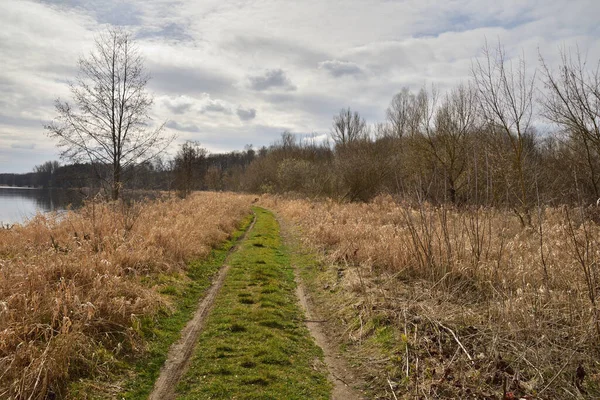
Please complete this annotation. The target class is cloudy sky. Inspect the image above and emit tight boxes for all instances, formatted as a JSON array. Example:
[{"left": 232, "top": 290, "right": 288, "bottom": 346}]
[{"left": 0, "top": 0, "right": 598, "bottom": 173}]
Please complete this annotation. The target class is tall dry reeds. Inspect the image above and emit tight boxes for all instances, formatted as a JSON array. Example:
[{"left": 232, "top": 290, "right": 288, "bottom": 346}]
[
  {"left": 0, "top": 192, "right": 253, "bottom": 399},
  {"left": 266, "top": 195, "right": 600, "bottom": 398}
]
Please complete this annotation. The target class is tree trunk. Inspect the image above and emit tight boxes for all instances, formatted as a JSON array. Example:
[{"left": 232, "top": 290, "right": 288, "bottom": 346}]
[{"left": 113, "top": 164, "right": 121, "bottom": 200}]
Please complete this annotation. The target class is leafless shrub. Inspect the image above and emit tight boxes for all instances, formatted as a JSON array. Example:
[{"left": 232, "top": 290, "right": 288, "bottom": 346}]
[{"left": 265, "top": 194, "right": 600, "bottom": 398}]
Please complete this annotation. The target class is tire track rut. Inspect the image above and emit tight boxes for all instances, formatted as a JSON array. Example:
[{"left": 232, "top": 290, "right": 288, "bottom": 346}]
[{"left": 148, "top": 213, "right": 256, "bottom": 400}]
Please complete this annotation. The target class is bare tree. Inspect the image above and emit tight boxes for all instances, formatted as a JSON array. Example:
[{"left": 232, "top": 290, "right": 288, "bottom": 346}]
[
  {"left": 276, "top": 131, "right": 297, "bottom": 157},
  {"left": 424, "top": 84, "right": 478, "bottom": 203},
  {"left": 331, "top": 108, "right": 368, "bottom": 145},
  {"left": 173, "top": 141, "right": 207, "bottom": 198},
  {"left": 45, "top": 27, "right": 174, "bottom": 200},
  {"left": 34, "top": 160, "right": 60, "bottom": 188},
  {"left": 386, "top": 87, "right": 426, "bottom": 138},
  {"left": 372, "top": 122, "right": 391, "bottom": 138},
  {"left": 540, "top": 47, "right": 600, "bottom": 199},
  {"left": 472, "top": 41, "right": 536, "bottom": 224},
  {"left": 415, "top": 86, "right": 439, "bottom": 137},
  {"left": 387, "top": 88, "right": 415, "bottom": 138}
]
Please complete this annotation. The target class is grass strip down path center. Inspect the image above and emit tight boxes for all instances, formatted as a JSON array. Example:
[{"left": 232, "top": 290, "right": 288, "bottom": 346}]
[{"left": 175, "top": 207, "right": 331, "bottom": 399}]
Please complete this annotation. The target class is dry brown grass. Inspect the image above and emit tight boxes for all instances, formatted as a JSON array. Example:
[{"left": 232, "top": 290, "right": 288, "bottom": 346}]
[
  {"left": 0, "top": 192, "right": 253, "bottom": 400},
  {"left": 265, "top": 195, "right": 600, "bottom": 399}
]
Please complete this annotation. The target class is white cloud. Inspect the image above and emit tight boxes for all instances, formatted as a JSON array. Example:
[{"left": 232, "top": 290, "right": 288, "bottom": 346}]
[
  {"left": 236, "top": 107, "right": 257, "bottom": 121},
  {"left": 159, "top": 94, "right": 254, "bottom": 119},
  {"left": 0, "top": 0, "right": 598, "bottom": 172},
  {"left": 162, "top": 95, "right": 195, "bottom": 114},
  {"left": 166, "top": 120, "right": 200, "bottom": 133},
  {"left": 248, "top": 69, "right": 296, "bottom": 91},
  {"left": 202, "top": 98, "right": 233, "bottom": 114},
  {"left": 318, "top": 60, "right": 363, "bottom": 77},
  {"left": 11, "top": 143, "right": 36, "bottom": 150}
]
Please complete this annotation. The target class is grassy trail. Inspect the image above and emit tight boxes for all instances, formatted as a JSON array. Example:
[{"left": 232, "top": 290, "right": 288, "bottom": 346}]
[
  {"left": 174, "top": 207, "right": 331, "bottom": 399},
  {"left": 112, "top": 213, "right": 256, "bottom": 400}
]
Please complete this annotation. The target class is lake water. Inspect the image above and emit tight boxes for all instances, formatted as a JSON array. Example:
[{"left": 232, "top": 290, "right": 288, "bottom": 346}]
[{"left": 0, "top": 186, "right": 85, "bottom": 225}]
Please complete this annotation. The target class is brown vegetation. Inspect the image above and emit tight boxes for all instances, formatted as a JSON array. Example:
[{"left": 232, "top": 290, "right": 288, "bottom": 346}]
[
  {"left": 265, "top": 195, "right": 600, "bottom": 398},
  {"left": 0, "top": 192, "right": 253, "bottom": 399}
]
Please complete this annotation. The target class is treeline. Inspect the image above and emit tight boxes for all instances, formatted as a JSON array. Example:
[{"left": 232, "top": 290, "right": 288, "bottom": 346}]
[
  {"left": 1, "top": 150, "right": 257, "bottom": 194},
  {"left": 230, "top": 44, "right": 600, "bottom": 217},
  {"left": 0, "top": 162, "right": 96, "bottom": 189},
  {"left": 6, "top": 43, "right": 600, "bottom": 220},
  {"left": 0, "top": 161, "right": 152, "bottom": 190},
  {"left": 206, "top": 44, "right": 600, "bottom": 216}
]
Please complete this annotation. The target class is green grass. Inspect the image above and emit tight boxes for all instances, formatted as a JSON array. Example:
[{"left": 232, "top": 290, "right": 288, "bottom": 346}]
[
  {"left": 80, "top": 213, "right": 255, "bottom": 400},
  {"left": 175, "top": 207, "right": 331, "bottom": 400}
]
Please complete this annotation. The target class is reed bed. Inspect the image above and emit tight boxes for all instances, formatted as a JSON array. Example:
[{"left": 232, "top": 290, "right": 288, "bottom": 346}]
[
  {"left": 266, "top": 195, "right": 600, "bottom": 399},
  {"left": 0, "top": 192, "right": 253, "bottom": 399}
]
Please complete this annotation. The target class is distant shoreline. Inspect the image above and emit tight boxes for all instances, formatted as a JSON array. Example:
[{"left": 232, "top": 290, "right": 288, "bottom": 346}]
[{"left": 0, "top": 186, "right": 42, "bottom": 190}]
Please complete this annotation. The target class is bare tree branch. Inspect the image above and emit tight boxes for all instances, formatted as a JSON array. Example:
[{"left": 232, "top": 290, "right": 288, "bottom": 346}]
[
  {"left": 331, "top": 108, "right": 368, "bottom": 146},
  {"left": 45, "top": 27, "right": 175, "bottom": 200}
]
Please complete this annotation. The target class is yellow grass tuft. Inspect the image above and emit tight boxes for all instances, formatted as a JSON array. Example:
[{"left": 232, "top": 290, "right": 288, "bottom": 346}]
[
  {"left": 0, "top": 192, "right": 253, "bottom": 399},
  {"left": 265, "top": 194, "right": 600, "bottom": 398}
]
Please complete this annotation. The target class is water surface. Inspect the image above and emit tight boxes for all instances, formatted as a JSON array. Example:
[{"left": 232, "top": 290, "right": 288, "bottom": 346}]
[{"left": 0, "top": 186, "right": 84, "bottom": 225}]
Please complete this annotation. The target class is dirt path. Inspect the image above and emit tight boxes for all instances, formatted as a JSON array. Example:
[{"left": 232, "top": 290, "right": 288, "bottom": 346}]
[
  {"left": 148, "top": 214, "right": 256, "bottom": 400},
  {"left": 295, "top": 277, "right": 367, "bottom": 400},
  {"left": 149, "top": 211, "right": 363, "bottom": 400},
  {"left": 276, "top": 215, "right": 366, "bottom": 400}
]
